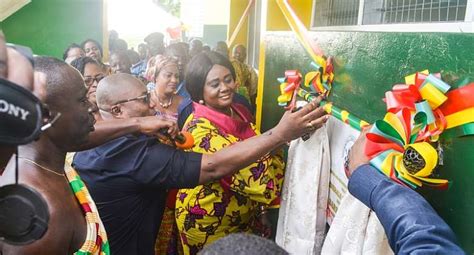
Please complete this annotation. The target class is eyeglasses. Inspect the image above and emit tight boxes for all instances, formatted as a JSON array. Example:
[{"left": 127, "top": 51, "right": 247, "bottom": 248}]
[
  {"left": 112, "top": 92, "right": 150, "bottom": 106},
  {"left": 84, "top": 75, "right": 105, "bottom": 86},
  {"left": 99, "top": 92, "right": 150, "bottom": 113}
]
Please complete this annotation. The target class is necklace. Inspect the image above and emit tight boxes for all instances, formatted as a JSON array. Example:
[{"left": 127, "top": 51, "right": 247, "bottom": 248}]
[
  {"left": 229, "top": 107, "right": 235, "bottom": 118},
  {"left": 154, "top": 90, "right": 173, "bottom": 109},
  {"left": 19, "top": 157, "right": 65, "bottom": 177}
]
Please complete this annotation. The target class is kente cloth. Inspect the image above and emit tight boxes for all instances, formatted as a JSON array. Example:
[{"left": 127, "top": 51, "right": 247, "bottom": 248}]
[
  {"left": 154, "top": 110, "right": 182, "bottom": 255},
  {"left": 175, "top": 104, "right": 285, "bottom": 255},
  {"left": 275, "top": 125, "right": 330, "bottom": 254},
  {"left": 64, "top": 165, "right": 110, "bottom": 255},
  {"left": 321, "top": 193, "right": 393, "bottom": 255},
  {"left": 231, "top": 58, "right": 252, "bottom": 101},
  {"left": 155, "top": 206, "right": 183, "bottom": 255}
]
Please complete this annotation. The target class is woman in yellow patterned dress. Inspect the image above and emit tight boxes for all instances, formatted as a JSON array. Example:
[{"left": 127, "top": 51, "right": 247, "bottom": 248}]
[{"left": 175, "top": 52, "right": 285, "bottom": 254}]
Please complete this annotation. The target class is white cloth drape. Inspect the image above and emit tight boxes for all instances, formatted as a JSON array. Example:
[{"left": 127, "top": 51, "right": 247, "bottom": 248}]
[
  {"left": 321, "top": 193, "right": 393, "bottom": 255},
  {"left": 275, "top": 115, "right": 393, "bottom": 255},
  {"left": 276, "top": 125, "right": 331, "bottom": 254}
]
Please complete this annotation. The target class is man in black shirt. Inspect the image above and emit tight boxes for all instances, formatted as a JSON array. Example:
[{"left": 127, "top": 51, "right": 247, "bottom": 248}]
[{"left": 73, "top": 73, "right": 328, "bottom": 255}]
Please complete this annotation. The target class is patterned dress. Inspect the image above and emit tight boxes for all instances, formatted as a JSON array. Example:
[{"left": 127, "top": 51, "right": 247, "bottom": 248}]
[{"left": 175, "top": 103, "right": 285, "bottom": 255}]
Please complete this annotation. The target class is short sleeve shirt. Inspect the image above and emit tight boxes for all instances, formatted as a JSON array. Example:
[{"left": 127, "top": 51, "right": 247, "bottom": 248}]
[{"left": 73, "top": 135, "right": 202, "bottom": 255}]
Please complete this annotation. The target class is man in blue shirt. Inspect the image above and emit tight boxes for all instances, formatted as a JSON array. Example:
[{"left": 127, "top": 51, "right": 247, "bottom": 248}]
[
  {"left": 73, "top": 73, "right": 328, "bottom": 255},
  {"left": 346, "top": 128, "right": 464, "bottom": 254}
]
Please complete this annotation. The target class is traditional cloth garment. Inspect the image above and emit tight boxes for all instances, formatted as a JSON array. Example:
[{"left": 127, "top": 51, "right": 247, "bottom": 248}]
[
  {"left": 64, "top": 164, "right": 110, "bottom": 255},
  {"left": 230, "top": 59, "right": 257, "bottom": 102},
  {"left": 175, "top": 102, "right": 285, "bottom": 255},
  {"left": 275, "top": 125, "right": 330, "bottom": 254},
  {"left": 154, "top": 111, "right": 183, "bottom": 255},
  {"left": 321, "top": 193, "right": 393, "bottom": 255}
]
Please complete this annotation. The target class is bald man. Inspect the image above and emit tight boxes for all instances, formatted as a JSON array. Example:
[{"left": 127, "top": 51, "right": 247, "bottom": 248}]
[
  {"left": 1, "top": 56, "right": 107, "bottom": 254},
  {"left": 73, "top": 73, "right": 328, "bottom": 255}
]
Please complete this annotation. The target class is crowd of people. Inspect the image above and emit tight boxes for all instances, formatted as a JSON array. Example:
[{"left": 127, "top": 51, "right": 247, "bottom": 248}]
[{"left": 0, "top": 29, "right": 465, "bottom": 255}]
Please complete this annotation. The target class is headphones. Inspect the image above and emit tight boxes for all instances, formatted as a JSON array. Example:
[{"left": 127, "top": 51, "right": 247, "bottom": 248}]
[{"left": 0, "top": 45, "right": 57, "bottom": 244}]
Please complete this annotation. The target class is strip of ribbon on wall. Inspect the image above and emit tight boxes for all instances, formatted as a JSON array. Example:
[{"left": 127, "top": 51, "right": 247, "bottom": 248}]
[{"left": 275, "top": 0, "right": 473, "bottom": 190}]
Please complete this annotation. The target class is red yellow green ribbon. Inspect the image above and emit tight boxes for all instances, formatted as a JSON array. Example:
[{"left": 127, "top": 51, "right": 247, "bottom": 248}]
[
  {"left": 277, "top": 70, "right": 368, "bottom": 131},
  {"left": 365, "top": 109, "right": 448, "bottom": 189},
  {"left": 274, "top": 0, "right": 470, "bottom": 190}
]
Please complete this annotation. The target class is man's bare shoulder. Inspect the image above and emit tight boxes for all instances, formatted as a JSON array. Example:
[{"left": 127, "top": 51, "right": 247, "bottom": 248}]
[{"left": 0, "top": 163, "right": 87, "bottom": 255}]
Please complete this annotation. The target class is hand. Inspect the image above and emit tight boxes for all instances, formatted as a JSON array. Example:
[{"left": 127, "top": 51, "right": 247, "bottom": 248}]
[
  {"left": 347, "top": 126, "right": 371, "bottom": 176},
  {"left": 136, "top": 116, "right": 179, "bottom": 138},
  {"left": 273, "top": 96, "right": 329, "bottom": 142}
]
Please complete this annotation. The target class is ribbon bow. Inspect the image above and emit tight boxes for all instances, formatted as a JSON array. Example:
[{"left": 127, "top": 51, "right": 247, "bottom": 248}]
[
  {"left": 384, "top": 70, "right": 451, "bottom": 142},
  {"left": 304, "top": 59, "right": 335, "bottom": 97},
  {"left": 365, "top": 70, "right": 458, "bottom": 189},
  {"left": 277, "top": 70, "right": 302, "bottom": 110},
  {"left": 365, "top": 108, "right": 449, "bottom": 189}
]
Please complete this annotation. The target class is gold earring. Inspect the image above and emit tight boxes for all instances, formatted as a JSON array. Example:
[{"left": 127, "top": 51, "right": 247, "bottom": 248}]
[{"left": 199, "top": 100, "right": 204, "bottom": 104}]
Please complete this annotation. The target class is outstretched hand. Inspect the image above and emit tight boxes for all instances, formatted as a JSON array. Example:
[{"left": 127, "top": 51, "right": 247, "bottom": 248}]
[
  {"left": 137, "top": 116, "right": 179, "bottom": 139},
  {"left": 347, "top": 126, "right": 371, "bottom": 177},
  {"left": 273, "top": 96, "right": 329, "bottom": 142}
]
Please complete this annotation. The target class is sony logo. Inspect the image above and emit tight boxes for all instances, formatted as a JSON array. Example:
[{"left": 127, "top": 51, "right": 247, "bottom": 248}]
[{"left": 0, "top": 99, "right": 30, "bottom": 121}]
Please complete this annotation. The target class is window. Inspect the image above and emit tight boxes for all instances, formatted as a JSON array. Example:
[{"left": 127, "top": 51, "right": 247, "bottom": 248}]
[
  {"left": 311, "top": 0, "right": 474, "bottom": 31},
  {"left": 313, "top": 0, "right": 360, "bottom": 26},
  {"left": 364, "top": 0, "right": 468, "bottom": 24}
]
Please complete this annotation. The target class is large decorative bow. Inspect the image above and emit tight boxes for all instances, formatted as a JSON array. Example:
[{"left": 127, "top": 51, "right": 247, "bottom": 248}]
[
  {"left": 365, "top": 70, "right": 454, "bottom": 189},
  {"left": 365, "top": 108, "right": 448, "bottom": 189},
  {"left": 365, "top": 71, "right": 474, "bottom": 189}
]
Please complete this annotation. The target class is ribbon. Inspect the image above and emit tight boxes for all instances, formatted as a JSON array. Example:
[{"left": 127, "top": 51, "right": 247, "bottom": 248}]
[
  {"left": 384, "top": 70, "right": 453, "bottom": 142},
  {"left": 277, "top": 70, "right": 302, "bottom": 110},
  {"left": 273, "top": 3, "right": 471, "bottom": 190},
  {"left": 277, "top": 70, "right": 368, "bottom": 130},
  {"left": 276, "top": 0, "right": 325, "bottom": 66},
  {"left": 439, "top": 82, "right": 474, "bottom": 133},
  {"left": 365, "top": 109, "right": 449, "bottom": 189},
  {"left": 304, "top": 60, "right": 335, "bottom": 97}
]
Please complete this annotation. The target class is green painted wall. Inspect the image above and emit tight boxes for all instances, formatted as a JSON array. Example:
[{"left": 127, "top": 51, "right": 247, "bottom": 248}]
[
  {"left": 260, "top": 31, "right": 474, "bottom": 252},
  {"left": 0, "top": 0, "right": 103, "bottom": 59}
]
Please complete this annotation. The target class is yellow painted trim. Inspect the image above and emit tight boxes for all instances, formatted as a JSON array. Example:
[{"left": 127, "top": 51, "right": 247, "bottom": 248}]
[
  {"left": 227, "top": 0, "right": 254, "bottom": 47},
  {"left": 255, "top": 40, "right": 266, "bottom": 131},
  {"left": 102, "top": 0, "right": 109, "bottom": 62}
]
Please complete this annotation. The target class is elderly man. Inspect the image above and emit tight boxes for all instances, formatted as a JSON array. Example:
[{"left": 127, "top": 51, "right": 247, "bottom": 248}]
[
  {"left": 232, "top": 44, "right": 258, "bottom": 110},
  {"left": 73, "top": 73, "right": 327, "bottom": 255},
  {"left": 1, "top": 57, "right": 107, "bottom": 254}
]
